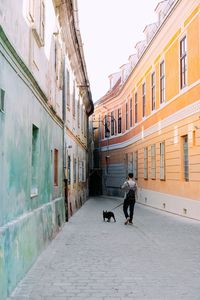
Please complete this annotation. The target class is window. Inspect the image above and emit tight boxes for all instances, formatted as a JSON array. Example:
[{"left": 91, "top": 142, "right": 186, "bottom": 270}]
[
  {"left": 73, "top": 157, "right": 77, "bottom": 183},
  {"left": 84, "top": 109, "right": 87, "bottom": 137},
  {"left": 31, "top": 125, "right": 39, "bottom": 196},
  {"left": 77, "top": 96, "right": 80, "bottom": 128},
  {"left": 160, "top": 142, "right": 165, "bottom": 180},
  {"left": 72, "top": 80, "right": 75, "bottom": 117},
  {"left": 192, "top": 131, "right": 196, "bottom": 146},
  {"left": 98, "top": 114, "right": 101, "bottom": 139},
  {"left": 144, "top": 147, "right": 148, "bottom": 179},
  {"left": 54, "top": 149, "right": 59, "bottom": 186},
  {"left": 28, "top": 0, "right": 35, "bottom": 22},
  {"left": 180, "top": 36, "right": 187, "bottom": 89},
  {"left": 82, "top": 161, "right": 85, "bottom": 182},
  {"left": 55, "top": 41, "right": 63, "bottom": 89},
  {"left": 151, "top": 72, "right": 156, "bottom": 111},
  {"left": 68, "top": 155, "right": 71, "bottom": 184},
  {"left": 160, "top": 61, "right": 165, "bottom": 104},
  {"left": 134, "top": 93, "right": 138, "bottom": 123},
  {"left": 66, "top": 69, "right": 70, "bottom": 108},
  {"left": 125, "top": 153, "right": 128, "bottom": 174},
  {"left": 0, "top": 88, "right": 5, "bottom": 112},
  {"left": 111, "top": 111, "right": 115, "bottom": 136},
  {"left": 40, "top": 0, "right": 45, "bottom": 44},
  {"left": 133, "top": 151, "right": 138, "bottom": 179},
  {"left": 31, "top": 0, "right": 45, "bottom": 47},
  {"left": 142, "top": 83, "right": 146, "bottom": 118},
  {"left": 104, "top": 115, "right": 110, "bottom": 138},
  {"left": 130, "top": 98, "right": 133, "bottom": 127},
  {"left": 126, "top": 102, "right": 128, "bottom": 130},
  {"left": 81, "top": 105, "right": 84, "bottom": 133},
  {"left": 118, "top": 108, "right": 122, "bottom": 134},
  {"left": 78, "top": 159, "right": 85, "bottom": 183},
  {"left": 151, "top": 144, "right": 156, "bottom": 179},
  {"left": 182, "top": 135, "right": 189, "bottom": 181},
  {"left": 78, "top": 159, "right": 82, "bottom": 182},
  {"left": 128, "top": 153, "right": 133, "bottom": 173}
]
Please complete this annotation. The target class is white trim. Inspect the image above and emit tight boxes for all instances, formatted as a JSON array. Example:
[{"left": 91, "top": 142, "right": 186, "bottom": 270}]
[
  {"left": 151, "top": 71, "right": 156, "bottom": 112},
  {"left": 138, "top": 188, "right": 200, "bottom": 221},
  {"left": 142, "top": 80, "right": 146, "bottom": 118},
  {"left": 117, "top": 106, "right": 122, "bottom": 135},
  {"left": 179, "top": 34, "right": 188, "bottom": 92},
  {"left": 134, "top": 90, "right": 138, "bottom": 125},
  {"left": 129, "top": 96, "right": 133, "bottom": 128},
  {"left": 159, "top": 59, "right": 166, "bottom": 105},
  {"left": 125, "top": 99, "right": 129, "bottom": 131},
  {"left": 101, "top": 98, "right": 200, "bottom": 151}
]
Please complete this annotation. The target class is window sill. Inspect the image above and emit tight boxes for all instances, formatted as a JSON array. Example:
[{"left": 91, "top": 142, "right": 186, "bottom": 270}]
[
  {"left": 31, "top": 193, "right": 38, "bottom": 199},
  {"left": 160, "top": 101, "right": 166, "bottom": 108}
]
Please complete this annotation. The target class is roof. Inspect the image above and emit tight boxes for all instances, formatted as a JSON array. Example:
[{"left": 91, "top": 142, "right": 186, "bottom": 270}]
[{"left": 95, "top": 78, "right": 121, "bottom": 106}]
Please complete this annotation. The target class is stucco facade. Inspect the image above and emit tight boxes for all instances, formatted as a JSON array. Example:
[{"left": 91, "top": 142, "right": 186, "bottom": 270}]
[
  {"left": 0, "top": 0, "right": 93, "bottom": 298},
  {"left": 55, "top": 0, "right": 93, "bottom": 217},
  {"left": 93, "top": 0, "right": 200, "bottom": 220}
]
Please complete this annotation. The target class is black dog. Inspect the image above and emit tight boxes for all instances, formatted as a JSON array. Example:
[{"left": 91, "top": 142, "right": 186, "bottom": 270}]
[{"left": 103, "top": 210, "right": 116, "bottom": 222}]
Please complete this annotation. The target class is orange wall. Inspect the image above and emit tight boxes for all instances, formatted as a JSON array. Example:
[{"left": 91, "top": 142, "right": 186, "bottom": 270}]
[{"left": 94, "top": 2, "right": 200, "bottom": 201}]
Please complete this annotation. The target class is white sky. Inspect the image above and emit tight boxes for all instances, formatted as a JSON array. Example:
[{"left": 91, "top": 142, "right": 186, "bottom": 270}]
[{"left": 78, "top": 0, "right": 159, "bottom": 102}]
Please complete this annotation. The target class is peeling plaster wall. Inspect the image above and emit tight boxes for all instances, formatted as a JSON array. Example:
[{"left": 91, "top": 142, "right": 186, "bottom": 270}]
[{"left": 0, "top": 30, "right": 65, "bottom": 299}]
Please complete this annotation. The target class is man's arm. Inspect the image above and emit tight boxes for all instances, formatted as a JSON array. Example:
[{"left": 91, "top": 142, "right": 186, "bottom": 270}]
[{"left": 121, "top": 181, "right": 128, "bottom": 190}]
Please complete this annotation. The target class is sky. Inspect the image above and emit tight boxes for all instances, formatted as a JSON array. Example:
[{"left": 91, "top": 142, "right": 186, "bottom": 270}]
[{"left": 78, "top": 0, "right": 159, "bottom": 103}]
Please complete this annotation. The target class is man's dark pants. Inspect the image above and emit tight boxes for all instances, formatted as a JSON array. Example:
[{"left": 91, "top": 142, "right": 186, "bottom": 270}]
[{"left": 123, "top": 197, "right": 136, "bottom": 222}]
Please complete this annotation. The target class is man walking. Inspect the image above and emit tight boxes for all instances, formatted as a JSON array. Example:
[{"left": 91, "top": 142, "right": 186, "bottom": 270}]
[{"left": 121, "top": 173, "right": 137, "bottom": 225}]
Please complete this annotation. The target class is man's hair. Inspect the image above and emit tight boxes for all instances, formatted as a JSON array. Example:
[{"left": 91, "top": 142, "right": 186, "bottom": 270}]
[{"left": 128, "top": 173, "right": 133, "bottom": 178}]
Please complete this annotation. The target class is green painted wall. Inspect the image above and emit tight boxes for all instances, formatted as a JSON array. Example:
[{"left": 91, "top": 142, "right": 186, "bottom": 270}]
[{"left": 0, "top": 29, "right": 65, "bottom": 299}]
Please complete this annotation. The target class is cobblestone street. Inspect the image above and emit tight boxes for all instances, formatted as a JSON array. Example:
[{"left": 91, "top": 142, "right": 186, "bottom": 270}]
[{"left": 8, "top": 197, "right": 200, "bottom": 300}]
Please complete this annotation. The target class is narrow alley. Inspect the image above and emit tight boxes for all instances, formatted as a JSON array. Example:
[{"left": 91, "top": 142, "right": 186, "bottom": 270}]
[{"left": 8, "top": 197, "right": 200, "bottom": 300}]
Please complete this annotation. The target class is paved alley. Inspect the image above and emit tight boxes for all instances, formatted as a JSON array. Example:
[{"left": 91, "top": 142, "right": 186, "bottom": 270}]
[{"left": 8, "top": 197, "right": 200, "bottom": 300}]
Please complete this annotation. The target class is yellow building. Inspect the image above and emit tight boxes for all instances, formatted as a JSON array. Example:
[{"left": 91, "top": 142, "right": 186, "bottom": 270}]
[{"left": 93, "top": 0, "right": 200, "bottom": 220}]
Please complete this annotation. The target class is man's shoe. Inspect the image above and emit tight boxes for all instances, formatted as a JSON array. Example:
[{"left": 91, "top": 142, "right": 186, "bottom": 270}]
[
  {"left": 124, "top": 217, "right": 130, "bottom": 225},
  {"left": 128, "top": 221, "right": 133, "bottom": 225}
]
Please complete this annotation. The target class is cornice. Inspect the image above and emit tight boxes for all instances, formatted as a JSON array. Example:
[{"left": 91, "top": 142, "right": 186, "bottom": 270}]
[
  {"left": 100, "top": 98, "right": 200, "bottom": 151},
  {"left": 66, "top": 126, "right": 88, "bottom": 151}
]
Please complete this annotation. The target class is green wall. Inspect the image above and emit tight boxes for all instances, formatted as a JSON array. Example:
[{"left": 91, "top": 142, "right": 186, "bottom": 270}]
[{"left": 0, "top": 28, "right": 65, "bottom": 299}]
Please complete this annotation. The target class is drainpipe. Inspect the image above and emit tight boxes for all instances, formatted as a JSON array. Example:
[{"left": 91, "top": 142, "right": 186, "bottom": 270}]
[{"left": 62, "top": 55, "right": 68, "bottom": 221}]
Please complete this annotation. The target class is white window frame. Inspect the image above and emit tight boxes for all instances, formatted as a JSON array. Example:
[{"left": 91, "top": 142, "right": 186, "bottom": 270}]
[
  {"left": 160, "top": 60, "right": 165, "bottom": 104},
  {"left": 151, "top": 71, "right": 156, "bottom": 111},
  {"left": 151, "top": 144, "right": 156, "bottom": 179},
  {"left": 144, "top": 147, "right": 148, "bottom": 179},
  {"left": 133, "top": 150, "right": 138, "bottom": 180},
  {"left": 142, "top": 82, "right": 146, "bottom": 118},
  {"left": 134, "top": 92, "right": 138, "bottom": 124},
  {"left": 125, "top": 101, "right": 128, "bottom": 130},
  {"left": 160, "top": 141, "right": 165, "bottom": 180},
  {"left": 180, "top": 35, "right": 187, "bottom": 90}
]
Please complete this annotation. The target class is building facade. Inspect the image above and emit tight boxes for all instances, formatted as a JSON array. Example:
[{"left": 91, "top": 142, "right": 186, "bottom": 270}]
[
  {"left": 93, "top": 0, "right": 200, "bottom": 220},
  {"left": 56, "top": 0, "right": 93, "bottom": 217},
  {"left": 0, "top": 0, "right": 93, "bottom": 298}
]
